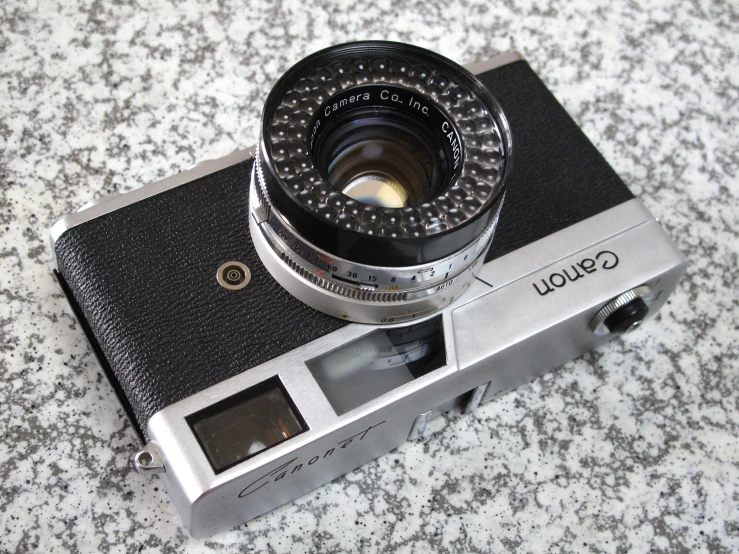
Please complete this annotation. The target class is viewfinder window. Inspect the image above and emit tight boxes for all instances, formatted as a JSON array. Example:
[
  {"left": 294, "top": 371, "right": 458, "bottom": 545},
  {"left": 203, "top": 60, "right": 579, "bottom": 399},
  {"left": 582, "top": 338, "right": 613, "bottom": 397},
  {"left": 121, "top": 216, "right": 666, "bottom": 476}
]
[
  {"left": 187, "top": 377, "right": 306, "bottom": 473},
  {"left": 307, "top": 315, "right": 446, "bottom": 415}
]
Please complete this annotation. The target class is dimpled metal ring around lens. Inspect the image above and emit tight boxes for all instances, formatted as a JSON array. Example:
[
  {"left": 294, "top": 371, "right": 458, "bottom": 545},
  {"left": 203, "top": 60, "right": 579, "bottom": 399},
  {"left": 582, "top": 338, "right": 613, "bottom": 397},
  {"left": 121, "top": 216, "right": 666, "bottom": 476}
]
[{"left": 250, "top": 41, "right": 512, "bottom": 324}]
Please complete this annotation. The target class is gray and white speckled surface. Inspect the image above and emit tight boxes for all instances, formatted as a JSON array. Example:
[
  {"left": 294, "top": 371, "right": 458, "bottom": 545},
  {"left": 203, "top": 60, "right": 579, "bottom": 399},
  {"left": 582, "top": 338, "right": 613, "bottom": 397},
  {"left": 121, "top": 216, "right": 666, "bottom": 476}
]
[{"left": 2, "top": 1, "right": 738, "bottom": 552}]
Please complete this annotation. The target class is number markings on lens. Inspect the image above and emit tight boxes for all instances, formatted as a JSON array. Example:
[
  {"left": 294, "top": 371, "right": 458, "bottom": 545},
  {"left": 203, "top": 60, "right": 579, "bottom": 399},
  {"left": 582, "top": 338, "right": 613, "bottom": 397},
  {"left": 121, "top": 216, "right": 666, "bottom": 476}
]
[{"left": 263, "top": 206, "right": 493, "bottom": 293}]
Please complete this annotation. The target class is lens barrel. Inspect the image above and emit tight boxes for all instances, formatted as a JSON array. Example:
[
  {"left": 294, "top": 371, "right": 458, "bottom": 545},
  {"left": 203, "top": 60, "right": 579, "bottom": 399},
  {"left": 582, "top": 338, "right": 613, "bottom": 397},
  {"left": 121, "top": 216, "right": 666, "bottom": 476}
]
[{"left": 250, "top": 41, "right": 512, "bottom": 323}]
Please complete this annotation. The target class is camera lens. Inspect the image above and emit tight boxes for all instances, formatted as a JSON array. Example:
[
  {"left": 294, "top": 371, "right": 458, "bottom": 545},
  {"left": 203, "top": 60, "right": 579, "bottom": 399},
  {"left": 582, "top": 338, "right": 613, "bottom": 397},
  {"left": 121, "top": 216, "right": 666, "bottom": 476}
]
[
  {"left": 317, "top": 109, "right": 448, "bottom": 209},
  {"left": 251, "top": 41, "right": 512, "bottom": 324}
]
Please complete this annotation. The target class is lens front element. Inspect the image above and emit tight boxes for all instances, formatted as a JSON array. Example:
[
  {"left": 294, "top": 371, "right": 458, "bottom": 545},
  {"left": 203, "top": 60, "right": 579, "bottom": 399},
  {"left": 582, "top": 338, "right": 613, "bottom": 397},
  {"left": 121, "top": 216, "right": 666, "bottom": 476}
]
[
  {"left": 340, "top": 171, "right": 410, "bottom": 209},
  {"left": 320, "top": 108, "right": 448, "bottom": 209}
]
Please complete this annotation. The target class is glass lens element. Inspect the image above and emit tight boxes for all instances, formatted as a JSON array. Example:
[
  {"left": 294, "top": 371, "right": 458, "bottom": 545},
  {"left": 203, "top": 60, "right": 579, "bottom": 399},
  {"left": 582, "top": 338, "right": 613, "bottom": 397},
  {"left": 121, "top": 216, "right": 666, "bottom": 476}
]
[
  {"left": 328, "top": 136, "right": 427, "bottom": 208},
  {"left": 317, "top": 111, "right": 446, "bottom": 209},
  {"left": 341, "top": 173, "right": 409, "bottom": 208}
]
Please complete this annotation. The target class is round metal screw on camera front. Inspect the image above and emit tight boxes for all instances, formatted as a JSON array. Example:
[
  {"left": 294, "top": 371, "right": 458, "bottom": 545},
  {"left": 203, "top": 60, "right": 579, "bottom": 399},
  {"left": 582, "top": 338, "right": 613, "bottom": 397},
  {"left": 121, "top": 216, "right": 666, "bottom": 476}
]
[
  {"left": 133, "top": 443, "right": 166, "bottom": 474},
  {"left": 216, "top": 261, "right": 251, "bottom": 291}
]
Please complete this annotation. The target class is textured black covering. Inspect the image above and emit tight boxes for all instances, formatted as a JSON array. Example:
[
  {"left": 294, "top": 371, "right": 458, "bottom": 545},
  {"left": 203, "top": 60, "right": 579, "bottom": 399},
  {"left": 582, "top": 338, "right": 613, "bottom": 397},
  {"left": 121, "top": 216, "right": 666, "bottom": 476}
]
[
  {"left": 55, "top": 161, "right": 348, "bottom": 440},
  {"left": 481, "top": 60, "right": 633, "bottom": 262},
  {"left": 54, "top": 59, "right": 634, "bottom": 440}
]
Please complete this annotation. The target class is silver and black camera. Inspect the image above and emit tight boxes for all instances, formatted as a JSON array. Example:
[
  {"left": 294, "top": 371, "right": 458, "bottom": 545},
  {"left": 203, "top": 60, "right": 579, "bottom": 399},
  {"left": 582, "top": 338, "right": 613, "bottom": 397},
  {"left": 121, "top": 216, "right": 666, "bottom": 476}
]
[{"left": 50, "top": 42, "right": 686, "bottom": 538}]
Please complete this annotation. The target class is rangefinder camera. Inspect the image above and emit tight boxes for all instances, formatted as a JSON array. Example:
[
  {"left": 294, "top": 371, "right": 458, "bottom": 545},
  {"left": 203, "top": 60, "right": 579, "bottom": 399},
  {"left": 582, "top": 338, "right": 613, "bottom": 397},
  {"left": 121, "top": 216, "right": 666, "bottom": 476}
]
[{"left": 50, "top": 42, "right": 687, "bottom": 538}]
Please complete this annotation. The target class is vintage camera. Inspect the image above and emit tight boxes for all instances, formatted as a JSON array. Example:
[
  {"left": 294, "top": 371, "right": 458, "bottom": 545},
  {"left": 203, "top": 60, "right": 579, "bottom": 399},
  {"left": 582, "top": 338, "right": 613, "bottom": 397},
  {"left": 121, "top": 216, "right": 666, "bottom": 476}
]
[{"left": 50, "top": 42, "right": 686, "bottom": 538}]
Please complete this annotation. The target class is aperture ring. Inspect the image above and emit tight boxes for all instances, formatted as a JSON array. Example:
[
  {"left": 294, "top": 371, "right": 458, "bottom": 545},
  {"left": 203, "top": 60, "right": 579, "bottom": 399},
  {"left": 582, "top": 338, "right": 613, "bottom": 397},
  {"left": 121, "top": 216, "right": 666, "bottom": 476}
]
[
  {"left": 278, "top": 250, "right": 409, "bottom": 303},
  {"left": 258, "top": 217, "right": 487, "bottom": 305},
  {"left": 252, "top": 179, "right": 504, "bottom": 300}
]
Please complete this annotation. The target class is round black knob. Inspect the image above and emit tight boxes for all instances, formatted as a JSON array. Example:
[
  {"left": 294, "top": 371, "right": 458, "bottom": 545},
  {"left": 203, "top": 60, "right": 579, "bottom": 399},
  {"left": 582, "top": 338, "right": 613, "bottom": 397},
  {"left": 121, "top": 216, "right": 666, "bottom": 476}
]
[
  {"left": 603, "top": 297, "right": 649, "bottom": 334},
  {"left": 589, "top": 286, "right": 653, "bottom": 336}
]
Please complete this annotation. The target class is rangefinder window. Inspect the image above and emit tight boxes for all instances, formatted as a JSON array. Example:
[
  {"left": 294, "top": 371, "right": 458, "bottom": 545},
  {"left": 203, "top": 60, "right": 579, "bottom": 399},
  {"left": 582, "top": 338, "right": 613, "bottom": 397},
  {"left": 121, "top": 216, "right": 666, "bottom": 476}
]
[
  {"left": 187, "top": 377, "right": 306, "bottom": 474},
  {"left": 306, "top": 315, "right": 446, "bottom": 415}
]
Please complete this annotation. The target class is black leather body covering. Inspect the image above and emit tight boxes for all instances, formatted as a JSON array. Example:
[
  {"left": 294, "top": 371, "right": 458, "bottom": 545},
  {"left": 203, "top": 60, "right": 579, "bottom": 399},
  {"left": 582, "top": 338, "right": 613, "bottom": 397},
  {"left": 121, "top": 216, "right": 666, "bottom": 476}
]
[{"left": 54, "top": 60, "right": 633, "bottom": 441}]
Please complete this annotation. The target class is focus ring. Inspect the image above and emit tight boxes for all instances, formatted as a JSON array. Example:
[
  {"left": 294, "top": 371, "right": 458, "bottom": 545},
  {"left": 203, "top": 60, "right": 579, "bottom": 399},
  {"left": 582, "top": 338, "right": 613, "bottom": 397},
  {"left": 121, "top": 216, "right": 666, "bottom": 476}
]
[
  {"left": 254, "top": 181, "right": 504, "bottom": 294},
  {"left": 279, "top": 252, "right": 409, "bottom": 303}
]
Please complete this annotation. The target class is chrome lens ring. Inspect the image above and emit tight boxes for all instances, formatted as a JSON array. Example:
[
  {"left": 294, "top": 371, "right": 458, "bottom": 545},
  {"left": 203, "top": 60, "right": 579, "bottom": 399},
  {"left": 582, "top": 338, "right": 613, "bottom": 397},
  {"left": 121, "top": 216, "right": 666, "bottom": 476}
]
[{"left": 254, "top": 168, "right": 503, "bottom": 295}]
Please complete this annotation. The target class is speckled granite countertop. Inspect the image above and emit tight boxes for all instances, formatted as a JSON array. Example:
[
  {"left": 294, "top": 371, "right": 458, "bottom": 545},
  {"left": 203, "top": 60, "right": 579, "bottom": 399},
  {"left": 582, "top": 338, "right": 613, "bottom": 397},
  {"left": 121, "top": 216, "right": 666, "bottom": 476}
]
[{"left": 2, "top": 1, "right": 738, "bottom": 552}]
